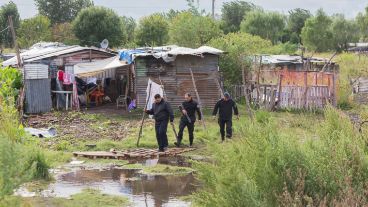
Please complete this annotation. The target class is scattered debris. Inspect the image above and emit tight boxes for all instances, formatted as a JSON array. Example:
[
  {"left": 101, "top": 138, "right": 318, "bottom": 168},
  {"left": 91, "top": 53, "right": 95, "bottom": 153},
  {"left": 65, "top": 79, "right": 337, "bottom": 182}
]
[
  {"left": 24, "top": 127, "right": 57, "bottom": 138},
  {"left": 25, "top": 112, "right": 138, "bottom": 141},
  {"left": 73, "top": 148, "right": 196, "bottom": 159}
]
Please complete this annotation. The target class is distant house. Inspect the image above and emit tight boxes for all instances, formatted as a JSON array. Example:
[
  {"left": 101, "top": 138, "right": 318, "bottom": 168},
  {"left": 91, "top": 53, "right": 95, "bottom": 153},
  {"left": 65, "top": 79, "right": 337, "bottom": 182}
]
[{"left": 232, "top": 55, "right": 339, "bottom": 110}]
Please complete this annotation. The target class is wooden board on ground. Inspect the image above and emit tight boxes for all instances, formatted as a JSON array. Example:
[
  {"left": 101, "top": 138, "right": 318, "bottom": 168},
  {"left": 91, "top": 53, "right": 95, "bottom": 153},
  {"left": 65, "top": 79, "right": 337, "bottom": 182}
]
[{"left": 73, "top": 148, "right": 196, "bottom": 159}]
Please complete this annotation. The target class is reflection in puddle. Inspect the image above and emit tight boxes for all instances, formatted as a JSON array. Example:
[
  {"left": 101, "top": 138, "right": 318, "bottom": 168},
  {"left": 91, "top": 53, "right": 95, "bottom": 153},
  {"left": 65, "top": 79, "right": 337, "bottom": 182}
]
[{"left": 43, "top": 157, "right": 196, "bottom": 207}]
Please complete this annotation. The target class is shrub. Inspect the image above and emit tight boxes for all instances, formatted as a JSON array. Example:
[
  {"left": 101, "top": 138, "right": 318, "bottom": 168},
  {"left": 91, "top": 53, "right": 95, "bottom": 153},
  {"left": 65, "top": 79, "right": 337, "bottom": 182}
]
[{"left": 193, "top": 107, "right": 368, "bottom": 206}]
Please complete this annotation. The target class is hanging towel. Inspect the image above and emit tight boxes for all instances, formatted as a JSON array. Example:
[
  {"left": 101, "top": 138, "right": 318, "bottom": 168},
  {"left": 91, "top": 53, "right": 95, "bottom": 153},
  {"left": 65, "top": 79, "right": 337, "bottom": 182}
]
[{"left": 146, "top": 79, "right": 163, "bottom": 110}]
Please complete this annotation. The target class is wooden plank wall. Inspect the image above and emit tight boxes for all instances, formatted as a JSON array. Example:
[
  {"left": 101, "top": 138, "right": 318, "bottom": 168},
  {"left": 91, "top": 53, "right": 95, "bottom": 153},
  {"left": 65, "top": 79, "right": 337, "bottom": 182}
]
[
  {"left": 352, "top": 77, "right": 368, "bottom": 104},
  {"left": 134, "top": 55, "right": 221, "bottom": 108}
]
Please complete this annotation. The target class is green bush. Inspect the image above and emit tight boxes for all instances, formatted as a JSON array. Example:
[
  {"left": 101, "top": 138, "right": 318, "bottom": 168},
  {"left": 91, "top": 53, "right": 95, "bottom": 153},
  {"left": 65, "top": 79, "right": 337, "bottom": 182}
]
[
  {"left": 193, "top": 106, "right": 368, "bottom": 206},
  {"left": 0, "top": 67, "right": 22, "bottom": 104}
]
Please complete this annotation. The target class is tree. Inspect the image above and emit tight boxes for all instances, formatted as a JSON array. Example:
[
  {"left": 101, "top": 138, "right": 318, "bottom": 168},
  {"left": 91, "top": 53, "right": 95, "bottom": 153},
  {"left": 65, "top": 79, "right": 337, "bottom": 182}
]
[
  {"left": 52, "top": 22, "right": 79, "bottom": 45},
  {"left": 331, "top": 14, "right": 359, "bottom": 51},
  {"left": 356, "top": 7, "right": 368, "bottom": 41},
  {"left": 0, "top": 1, "right": 20, "bottom": 48},
  {"left": 135, "top": 14, "right": 169, "bottom": 47},
  {"left": 288, "top": 8, "right": 312, "bottom": 43},
  {"left": 209, "top": 32, "right": 272, "bottom": 86},
  {"left": 72, "top": 6, "right": 123, "bottom": 47},
  {"left": 301, "top": 9, "right": 334, "bottom": 52},
  {"left": 35, "top": 0, "right": 94, "bottom": 24},
  {"left": 169, "top": 12, "right": 222, "bottom": 48},
  {"left": 17, "top": 15, "right": 52, "bottom": 48},
  {"left": 240, "top": 10, "right": 285, "bottom": 44},
  {"left": 221, "top": 1, "right": 257, "bottom": 34},
  {"left": 162, "top": 9, "right": 182, "bottom": 21},
  {"left": 121, "top": 16, "right": 136, "bottom": 47}
]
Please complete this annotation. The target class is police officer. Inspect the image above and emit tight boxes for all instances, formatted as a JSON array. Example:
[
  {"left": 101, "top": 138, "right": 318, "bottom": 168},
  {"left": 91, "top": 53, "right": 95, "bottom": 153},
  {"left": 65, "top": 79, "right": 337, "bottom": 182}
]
[
  {"left": 212, "top": 92, "right": 239, "bottom": 142},
  {"left": 175, "top": 93, "right": 202, "bottom": 147},
  {"left": 145, "top": 94, "right": 174, "bottom": 152}
]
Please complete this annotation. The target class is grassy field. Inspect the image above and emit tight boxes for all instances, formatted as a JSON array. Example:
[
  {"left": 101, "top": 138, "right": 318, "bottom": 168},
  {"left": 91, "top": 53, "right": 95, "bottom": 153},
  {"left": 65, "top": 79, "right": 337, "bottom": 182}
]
[{"left": 1, "top": 52, "right": 368, "bottom": 206}]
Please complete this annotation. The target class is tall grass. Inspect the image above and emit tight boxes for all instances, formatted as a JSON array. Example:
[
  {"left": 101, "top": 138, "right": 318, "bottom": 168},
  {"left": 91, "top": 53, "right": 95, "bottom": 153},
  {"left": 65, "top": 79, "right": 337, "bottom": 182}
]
[
  {"left": 0, "top": 67, "right": 50, "bottom": 201},
  {"left": 193, "top": 107, "right": 368, "bottom": 206}
]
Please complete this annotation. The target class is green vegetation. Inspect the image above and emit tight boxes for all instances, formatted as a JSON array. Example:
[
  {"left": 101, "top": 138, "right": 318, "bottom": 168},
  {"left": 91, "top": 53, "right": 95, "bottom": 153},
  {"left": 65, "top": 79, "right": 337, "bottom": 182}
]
[
  {"left": 240, "top": 10, "right": 285, "bottom": 44},
  {"left": 72, "top": 6, "right": 124, "bottom": 47},
  {"left": 135, "top": 14, "right": 169, "bottom": 47},
  {"left": 169, "top": 11, "right": 222, "bottom": 48},
  {"left": 20, "top": 189, "right": 129, "bottom": 207},
  {"left": 35, "top": 0, "right": 93, "bottom": 24},
  {"left": 142, "top": 164, "right": 194, "bottom": 175},
  {"left": 193, "top": 107, "right": 368, "bottom": 206},
  {"left": 17, "top": 15, "right": 53, "bottom": 48}
]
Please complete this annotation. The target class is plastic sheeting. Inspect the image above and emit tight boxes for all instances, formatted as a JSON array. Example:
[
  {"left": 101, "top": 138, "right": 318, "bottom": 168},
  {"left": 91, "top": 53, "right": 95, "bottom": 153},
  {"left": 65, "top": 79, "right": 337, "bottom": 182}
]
[
  {"left": 119, "top": 46, "right": 223, "bottom": 63},
  {"left": 74, "top": 56, "right": 127, "bottom": 77}
]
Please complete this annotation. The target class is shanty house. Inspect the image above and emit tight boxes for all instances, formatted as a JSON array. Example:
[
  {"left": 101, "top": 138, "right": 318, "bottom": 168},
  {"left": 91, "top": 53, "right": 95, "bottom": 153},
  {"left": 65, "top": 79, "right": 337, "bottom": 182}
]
[
  {"left": 2, "top": 42, "right": 116, "bottom": 113},
  {"left": 233, "top": 55, "right": 339, "bottom": 110},
  {"left": 119, "top": 45, "right": 224, "bottom": 108}
]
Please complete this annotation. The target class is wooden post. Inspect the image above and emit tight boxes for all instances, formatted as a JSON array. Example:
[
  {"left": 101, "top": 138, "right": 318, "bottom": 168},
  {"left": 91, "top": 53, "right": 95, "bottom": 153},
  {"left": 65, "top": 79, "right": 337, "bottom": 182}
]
[
  {"left": 211, "top": 0, "right": 215, "bottom": 19},
  {"left": 304, "top": 71, "right": 308, "bottom": 108},
  {"left": 189, "top": 68, "right": 206, "bottom": 130},
  {"left": 137, "top": 83, "right": 152, "bottom": 147},
  {"left": 9, "top": 15, "right": 24, "bottom": 117},
  {"left": 8, "top": 16, "right": 21, "bottom": 68},
  {"left": 89, "top": 49, "right": 92, "bottom": 62},
  {"left": 256, "top": 55, "right": 262, "bottom": 105},
  {"left": 277, "top": 74, "right": 283, "bottom": 107},
  {"left": 242, "top": 64, "right": 253, "bottom": 119},
  {"left": 124, "top": 67, "right": 130, "bottom": 109}
]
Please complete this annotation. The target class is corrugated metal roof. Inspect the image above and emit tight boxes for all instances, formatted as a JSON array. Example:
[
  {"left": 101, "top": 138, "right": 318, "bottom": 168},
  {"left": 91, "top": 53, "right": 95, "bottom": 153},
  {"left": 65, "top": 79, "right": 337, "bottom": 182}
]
[{"left": 3, "top": 42, "right": 115, "bottom": 67}]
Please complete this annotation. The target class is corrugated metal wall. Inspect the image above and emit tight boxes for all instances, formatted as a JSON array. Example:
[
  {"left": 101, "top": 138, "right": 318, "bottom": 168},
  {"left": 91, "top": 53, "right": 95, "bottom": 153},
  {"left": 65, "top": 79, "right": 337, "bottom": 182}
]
[
  {"left": 135, "top": 55, "right": 221, "bottom": 109},
  {"left": 25, "top": 79, "right": 52, "bottom": 114}
]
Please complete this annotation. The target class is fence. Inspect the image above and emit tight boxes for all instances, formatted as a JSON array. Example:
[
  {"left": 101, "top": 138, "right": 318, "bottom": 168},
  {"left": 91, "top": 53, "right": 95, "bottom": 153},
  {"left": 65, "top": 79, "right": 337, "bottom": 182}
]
[{"left": 231, "top": 84, "right": 332, "bottom": 110}]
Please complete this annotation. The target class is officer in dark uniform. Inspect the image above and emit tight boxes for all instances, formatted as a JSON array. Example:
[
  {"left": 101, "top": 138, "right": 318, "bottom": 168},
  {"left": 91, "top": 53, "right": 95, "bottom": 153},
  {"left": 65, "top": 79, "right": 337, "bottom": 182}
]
[
  {"left": 145, "top": 94, "right": 174, "bottom": 152},
  {"left": 212, "top": 92, "right": 239, "bottom": 141},
  {"left": 175, "top": 93, "right": 202, "bottom": 147}
]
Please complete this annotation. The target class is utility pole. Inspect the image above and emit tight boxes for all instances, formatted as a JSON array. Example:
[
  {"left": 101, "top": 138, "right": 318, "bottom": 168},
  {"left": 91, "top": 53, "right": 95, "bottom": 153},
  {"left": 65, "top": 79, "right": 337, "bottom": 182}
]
[
  {"left": 8, "top": 15, "right": 21, "bottom": 68},
  {"left": 212, "top": 0, "right": 215, "bottom": 19}
]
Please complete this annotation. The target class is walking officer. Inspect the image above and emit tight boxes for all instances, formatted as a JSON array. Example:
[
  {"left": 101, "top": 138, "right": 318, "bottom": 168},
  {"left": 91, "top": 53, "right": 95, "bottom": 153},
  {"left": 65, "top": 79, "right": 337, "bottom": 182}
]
[
  {"left": 212, "top": 92, "right": 239, "bottom": 142},
  {"left": 145, "top": 94, "right": 174, "bottom": 152},
  {"left": 175, "top": 93, "right": 202, "bottom": 147}
]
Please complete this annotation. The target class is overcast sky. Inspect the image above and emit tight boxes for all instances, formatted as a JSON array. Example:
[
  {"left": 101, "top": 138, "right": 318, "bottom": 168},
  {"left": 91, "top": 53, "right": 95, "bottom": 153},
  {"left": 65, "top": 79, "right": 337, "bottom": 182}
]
[{"left": 1, "top": 0, "right": 367, "bottom": 20}]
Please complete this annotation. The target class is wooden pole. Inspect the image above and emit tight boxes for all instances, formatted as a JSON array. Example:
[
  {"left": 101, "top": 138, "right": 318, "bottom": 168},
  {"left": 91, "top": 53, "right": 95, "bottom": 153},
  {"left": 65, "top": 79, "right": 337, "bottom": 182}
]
[
  {"left": 8, "top": 16, "right": 21, "bottom": 68},
  {"left": 9, "top": 15, "right": 24, "bottom": 118},
  {"left": 277, "top": 74, "right": 283, "bottom": 107},
  {"left": 211, "top": 0, "right": 215, "bottom": 19},
  {"left": 137, "top": 83, "right": 152, "bottom": 147},
  {"left": 242, "top": 63, "right": 253, "bottom": 119},
  {"left": 189, "top": 68, "right": 206, "bottom": 130}
]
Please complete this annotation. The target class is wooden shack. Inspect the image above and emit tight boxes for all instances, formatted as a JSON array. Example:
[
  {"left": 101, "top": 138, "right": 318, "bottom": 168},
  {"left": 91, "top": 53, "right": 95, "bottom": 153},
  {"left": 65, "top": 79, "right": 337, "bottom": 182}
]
[
  {"left": 120, "top": 46, "right": 224, "bottom": 108},
  {"left": 233, "top": 55, "right": 339, "bottom": 110},
  {"left": 2, "top": 42, "right": 116, "bottom": 113}
]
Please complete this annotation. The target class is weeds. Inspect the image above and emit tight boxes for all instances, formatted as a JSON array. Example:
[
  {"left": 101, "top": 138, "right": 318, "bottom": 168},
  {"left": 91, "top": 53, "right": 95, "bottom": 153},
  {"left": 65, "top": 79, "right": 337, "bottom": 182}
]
[{"left": 193, "top": 106, "right": 368, "bottom": 206}]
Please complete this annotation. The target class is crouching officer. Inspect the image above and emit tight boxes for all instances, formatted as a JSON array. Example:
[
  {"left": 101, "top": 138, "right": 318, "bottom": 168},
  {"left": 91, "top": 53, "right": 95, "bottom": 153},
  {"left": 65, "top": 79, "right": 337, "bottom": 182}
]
[
  {"left": 145, "top": 94, "right": 174, "bottom": 152},
  {"left": 175, "top": 93, "right": 201, "bottom": 147},
  {"left": 212, "top": 92, "right": 239, "bottom": 142}
]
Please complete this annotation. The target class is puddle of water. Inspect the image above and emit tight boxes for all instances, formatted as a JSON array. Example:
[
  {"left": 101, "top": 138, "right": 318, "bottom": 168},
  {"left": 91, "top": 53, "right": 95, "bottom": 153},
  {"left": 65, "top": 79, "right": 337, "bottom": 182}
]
[{"left": 41, "top": 156, "right": 197, "bottom": 207}]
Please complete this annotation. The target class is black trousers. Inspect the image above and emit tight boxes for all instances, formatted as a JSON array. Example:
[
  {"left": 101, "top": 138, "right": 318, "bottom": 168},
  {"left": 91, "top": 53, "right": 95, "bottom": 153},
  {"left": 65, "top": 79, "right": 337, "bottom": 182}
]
[
  {"left": 177, "top": 119, "right": 195, "bottom": 146},
  {"left": 218, "top": 119, "right": 232, "bottom": 140},
  {"left": 155, "top": 120, "right": 169, "bottom": 150}
]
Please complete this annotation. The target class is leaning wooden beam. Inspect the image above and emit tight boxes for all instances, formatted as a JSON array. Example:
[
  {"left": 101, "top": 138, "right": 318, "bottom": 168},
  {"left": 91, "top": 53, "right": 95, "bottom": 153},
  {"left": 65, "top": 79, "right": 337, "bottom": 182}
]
[
  {"left": 189, "top": 68, "right": 206, "bottom": 130},
  {"left": 137, "top": 83, "right": 152, "bottom": 147},
  {"left": 321, "top": 52, "right": 337, "bottom": 72}
]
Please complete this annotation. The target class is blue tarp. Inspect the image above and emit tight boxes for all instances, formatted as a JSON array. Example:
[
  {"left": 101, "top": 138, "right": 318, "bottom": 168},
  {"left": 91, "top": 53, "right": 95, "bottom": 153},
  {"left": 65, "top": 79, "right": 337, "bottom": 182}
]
[{"left": 119, "top": 49, "right": 146, "bottom": 64}]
